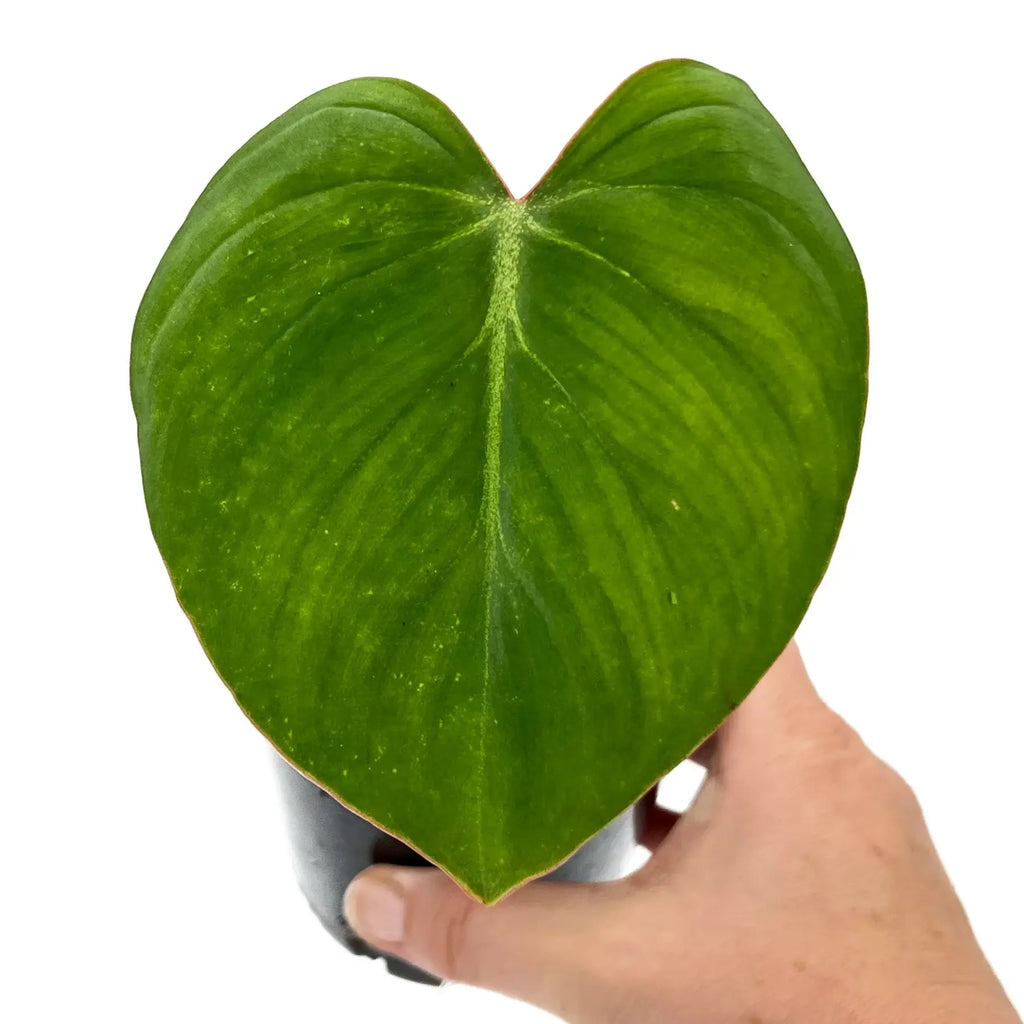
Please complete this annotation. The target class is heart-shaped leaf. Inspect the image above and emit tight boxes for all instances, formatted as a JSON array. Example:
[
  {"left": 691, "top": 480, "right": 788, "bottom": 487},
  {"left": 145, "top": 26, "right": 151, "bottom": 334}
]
[{"left": 132, "top": 60, "right": 867, "bottom": 901}]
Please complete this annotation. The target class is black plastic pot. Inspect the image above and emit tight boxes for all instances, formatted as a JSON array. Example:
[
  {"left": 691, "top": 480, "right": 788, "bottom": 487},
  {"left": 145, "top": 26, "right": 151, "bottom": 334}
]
[{"left": 273, "top": 754, "right": 645, "bottom": 985}]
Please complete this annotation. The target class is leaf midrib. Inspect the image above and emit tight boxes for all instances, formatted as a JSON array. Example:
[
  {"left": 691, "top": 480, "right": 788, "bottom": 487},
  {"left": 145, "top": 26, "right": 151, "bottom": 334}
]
[{"left": 474, "top": 198, "right": 528, "bottom": 886}]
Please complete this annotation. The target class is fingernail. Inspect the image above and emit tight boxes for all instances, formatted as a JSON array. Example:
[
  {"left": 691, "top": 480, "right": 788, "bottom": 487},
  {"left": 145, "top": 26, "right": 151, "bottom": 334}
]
[{"left": 344, "top": 872, "right": 407, "bottom": 944}]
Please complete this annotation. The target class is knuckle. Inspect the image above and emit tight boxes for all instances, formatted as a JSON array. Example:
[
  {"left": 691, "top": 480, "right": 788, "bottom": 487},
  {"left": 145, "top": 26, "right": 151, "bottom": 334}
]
[
  {"left": 816, "top": 708, "right": 866, "bottom": 756},
  {"left": 877, "top": 760, "right": 921, "bottom": 812},
  {"left": 799, "top": 713, "right": 926, "bottom": 820},
  {"left": 792, "top": 710, "right": 900, "bottom": 803},
  {"left": 798, "top": 707, "right": 871, "bottom": 777}
]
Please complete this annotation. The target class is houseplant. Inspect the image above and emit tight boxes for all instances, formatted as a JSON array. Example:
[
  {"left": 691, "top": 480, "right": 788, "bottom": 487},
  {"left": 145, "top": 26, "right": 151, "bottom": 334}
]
[{"left": 131, "top": 56, "right": 866, "bottom": 966}]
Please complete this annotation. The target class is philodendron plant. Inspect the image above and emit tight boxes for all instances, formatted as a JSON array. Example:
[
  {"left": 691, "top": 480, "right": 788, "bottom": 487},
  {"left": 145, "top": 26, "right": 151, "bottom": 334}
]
[{"left": 131, "top": 59, "right": 867, "bottom": 903}]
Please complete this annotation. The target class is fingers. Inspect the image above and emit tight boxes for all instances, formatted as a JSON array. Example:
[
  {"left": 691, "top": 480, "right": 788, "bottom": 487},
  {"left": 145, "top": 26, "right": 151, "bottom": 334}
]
[
  {"left": 344, "top": 866, "right": 619, "bottom": 1015},
  {"left": 734, "top": 641, "right": 821, "bottom": 723},
  {"left": 642, "top": 645, "right": 828, "bottom": 851},
  {"left": 713, "top": 640, "right": 828, "bottom": 772},
  {"left": 681, "top": 644, "right": 821, "bottom": 778}
]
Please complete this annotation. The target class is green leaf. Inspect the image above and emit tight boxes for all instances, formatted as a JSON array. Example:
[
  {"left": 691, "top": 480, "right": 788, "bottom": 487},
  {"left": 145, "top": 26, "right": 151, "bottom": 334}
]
[{"left": 131, "top": 60, "right": 867, "bottom": 902}]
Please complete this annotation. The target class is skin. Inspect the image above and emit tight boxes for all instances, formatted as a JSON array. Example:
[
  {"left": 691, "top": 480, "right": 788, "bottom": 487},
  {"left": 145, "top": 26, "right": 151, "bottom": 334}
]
[{"left": 344, "top": 643, "right": 1021, "bottom": 1023}]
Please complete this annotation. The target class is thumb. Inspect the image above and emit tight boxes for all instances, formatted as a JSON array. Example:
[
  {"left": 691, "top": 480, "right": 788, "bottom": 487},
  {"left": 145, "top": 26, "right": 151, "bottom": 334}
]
[{"left": 344, "top": 865, "right": 617, "bottom": 1013}]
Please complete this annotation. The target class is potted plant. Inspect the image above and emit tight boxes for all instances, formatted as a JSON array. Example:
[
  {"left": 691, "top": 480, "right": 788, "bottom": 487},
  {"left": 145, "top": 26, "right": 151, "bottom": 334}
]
[{"left": 130, "top": 58, "right": 866, "bottom": 983}]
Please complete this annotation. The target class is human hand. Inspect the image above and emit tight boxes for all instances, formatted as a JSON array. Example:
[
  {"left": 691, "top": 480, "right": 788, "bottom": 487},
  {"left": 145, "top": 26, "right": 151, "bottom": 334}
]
[{"left": 343, "top": 643, "right": 1021, "bottom": 1023}]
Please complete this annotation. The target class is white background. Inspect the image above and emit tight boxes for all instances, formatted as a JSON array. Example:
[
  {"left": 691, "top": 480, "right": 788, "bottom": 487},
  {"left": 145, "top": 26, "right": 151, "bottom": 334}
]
[{"left": 3, "top": 1, "right": 1021, "bottom": 1020}]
